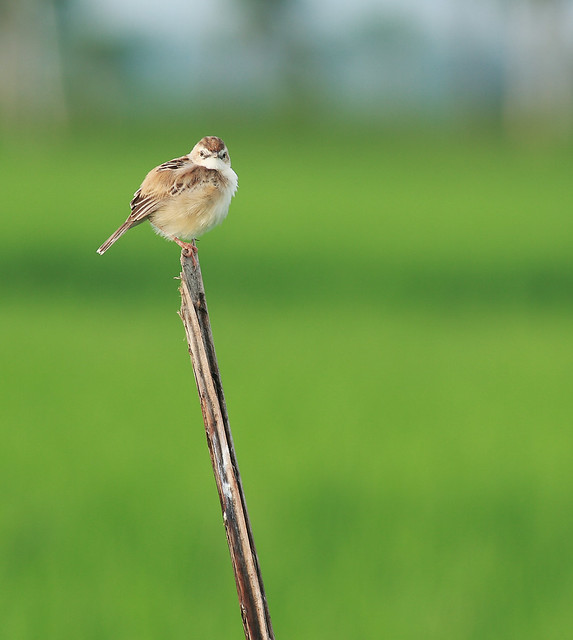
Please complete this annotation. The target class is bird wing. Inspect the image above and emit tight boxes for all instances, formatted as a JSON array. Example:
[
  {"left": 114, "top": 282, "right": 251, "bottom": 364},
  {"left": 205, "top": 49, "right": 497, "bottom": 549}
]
[
  {"left": 128, "top": 162, "right": 219, "bottom": 223},
  {"left": 166, "top": 165, "right": 216, "bottom": 196},
  {"left": 156, "top": 155, "right": 190, "bottom": 172},
  {"left": 127, "top": 156, "right": 194, "bottom": 223},
  {"left": 129, "top": 188, "right": 163, "bottom": 223}
]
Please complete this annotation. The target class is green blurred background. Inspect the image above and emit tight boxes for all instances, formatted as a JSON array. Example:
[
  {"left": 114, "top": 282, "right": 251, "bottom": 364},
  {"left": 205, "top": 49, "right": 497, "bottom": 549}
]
[{"left": 2, "top": 1, "right": 573, "bottom": 638}]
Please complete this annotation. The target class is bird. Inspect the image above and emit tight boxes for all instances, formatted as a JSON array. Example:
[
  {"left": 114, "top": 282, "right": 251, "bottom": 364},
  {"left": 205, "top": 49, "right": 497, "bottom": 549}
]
[{"left": 97, "top": 136, "right": 238, "bottom": 265}]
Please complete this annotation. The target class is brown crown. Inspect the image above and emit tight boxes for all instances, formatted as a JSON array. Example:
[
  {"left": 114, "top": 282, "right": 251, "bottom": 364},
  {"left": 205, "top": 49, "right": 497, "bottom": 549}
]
[{"left": 199, "top": 136, "right": 226, "bottom": 152}]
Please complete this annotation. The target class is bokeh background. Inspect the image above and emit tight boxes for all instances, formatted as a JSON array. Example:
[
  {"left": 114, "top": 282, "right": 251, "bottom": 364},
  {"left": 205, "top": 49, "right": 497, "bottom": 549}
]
[{"left": 2, "top": 1, "right": 573, "bottom": 638}]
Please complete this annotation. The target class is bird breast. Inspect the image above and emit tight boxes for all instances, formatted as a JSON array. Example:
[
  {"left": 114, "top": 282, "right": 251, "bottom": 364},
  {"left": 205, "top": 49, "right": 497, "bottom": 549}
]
[{"left": 150, "top": 167, "right": 237, "bottom": 240}]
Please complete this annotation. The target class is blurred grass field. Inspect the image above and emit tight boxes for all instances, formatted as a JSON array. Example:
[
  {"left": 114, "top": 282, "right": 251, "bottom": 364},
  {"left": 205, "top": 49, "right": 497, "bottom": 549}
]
[{"left": 2, "top": 121, "right": 573, "bottom": 639}]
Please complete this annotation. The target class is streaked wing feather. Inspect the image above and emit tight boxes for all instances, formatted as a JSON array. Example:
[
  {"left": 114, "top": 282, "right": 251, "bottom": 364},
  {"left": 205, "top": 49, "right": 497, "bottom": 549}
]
[
  {"left": 171, "top": 165, "right": 217, "bottom": 194},
  {"left": 156, "top": 156, "right": 189, "bottom": 171},
  {"left": 128, "top": 164, "right": 217, "bottom": 223},
  {"left": 129, "top": 188, "right": 163, "bottom": 222}
]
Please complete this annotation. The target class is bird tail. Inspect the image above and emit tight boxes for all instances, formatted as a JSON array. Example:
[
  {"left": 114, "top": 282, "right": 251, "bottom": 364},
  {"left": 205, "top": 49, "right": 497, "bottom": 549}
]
[{"left": 96, "top": 221, "right": 133, "bottom": 255}]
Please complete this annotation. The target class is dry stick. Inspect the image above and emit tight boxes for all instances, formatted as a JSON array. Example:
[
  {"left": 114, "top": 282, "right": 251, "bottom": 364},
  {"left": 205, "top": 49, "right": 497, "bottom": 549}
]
[{"left": 178, "top": 249, "right": 275, "bottom": 640}]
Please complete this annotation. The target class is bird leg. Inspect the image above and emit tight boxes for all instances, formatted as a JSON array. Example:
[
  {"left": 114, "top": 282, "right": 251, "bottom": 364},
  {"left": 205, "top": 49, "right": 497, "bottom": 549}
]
[{"left": 174, "top": 237, "right": 198, "bottom": 267}]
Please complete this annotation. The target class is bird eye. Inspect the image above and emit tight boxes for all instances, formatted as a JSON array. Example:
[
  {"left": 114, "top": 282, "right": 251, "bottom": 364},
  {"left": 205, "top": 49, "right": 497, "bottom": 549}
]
[{"left": 200, "top": 149, "right": 209, "bottom": 158}]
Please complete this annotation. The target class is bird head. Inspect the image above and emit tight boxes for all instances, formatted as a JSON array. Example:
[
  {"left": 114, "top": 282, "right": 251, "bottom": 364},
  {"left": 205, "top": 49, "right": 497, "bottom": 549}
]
[{"left": 190, "top": 136, "right": 231, "bottom": 169}]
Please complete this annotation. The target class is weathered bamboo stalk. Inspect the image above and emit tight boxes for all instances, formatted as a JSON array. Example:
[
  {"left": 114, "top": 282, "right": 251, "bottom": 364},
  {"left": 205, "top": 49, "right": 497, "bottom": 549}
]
[{"left": 178, "top": 249, "right": 275, "bottom": 640}]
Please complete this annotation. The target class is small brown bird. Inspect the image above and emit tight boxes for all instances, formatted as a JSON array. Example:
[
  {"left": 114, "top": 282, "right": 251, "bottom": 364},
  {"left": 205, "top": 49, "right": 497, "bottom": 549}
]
[{"left": 97, "top": 136, "right": 238, "bottom": 264}]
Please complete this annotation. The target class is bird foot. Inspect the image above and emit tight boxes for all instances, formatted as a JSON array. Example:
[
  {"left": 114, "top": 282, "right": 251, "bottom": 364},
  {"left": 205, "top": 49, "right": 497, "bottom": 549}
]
[{"left": 175, "top": 238, "right": 198, "bottom": 267}]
